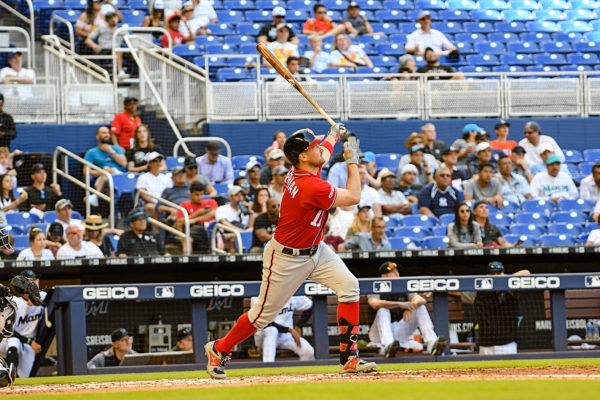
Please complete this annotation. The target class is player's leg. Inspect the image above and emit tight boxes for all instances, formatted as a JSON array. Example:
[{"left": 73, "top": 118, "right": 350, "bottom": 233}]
[
  {"left": 370, "top": 308, "right": 394, "bottom": 348},
  {"left": 17, "top": 344, "right": 35, "bottom": 378},
  {"left": 411, "top": 304, "right": 447, "bottom": 354},
  {"left": 2, "top": 338, "right": 20, "bottom": 374},
  {"left": 394, "top": 317, "right": 423, "bottom": 352},
  {"left": 260, "top": 326, "right": 279, "bottom": 362},
  {"left": 278, "top": 333, "right": 314, "bottom": 361}
]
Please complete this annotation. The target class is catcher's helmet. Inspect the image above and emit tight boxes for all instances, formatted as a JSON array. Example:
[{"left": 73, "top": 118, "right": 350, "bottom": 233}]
[
  {"left": 0, "top": 358, "right": 16, "bottom": 388},
  {"left": 283, "top": 128, "right": 324, "bottom": 166},
  {"left": 0, "top": 298, "right": 17, "bottom": 339}
]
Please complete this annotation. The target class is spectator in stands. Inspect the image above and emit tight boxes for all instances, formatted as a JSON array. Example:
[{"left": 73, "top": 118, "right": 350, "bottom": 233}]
[
  {"left": 84, "top": 11, "right": 128, "bottom": 79},
  {"left": 249, "top": 187, "right": 270, "bottom": 229},
  {"left": 302, "top": 3, "right": 347, "bottom": 38},
  {"left": 531, "top": 143, "right": 572, "bottom": 177},
  {"left": 235, "top": 176, "right": 252, "bottom": 205},
  {"left": 585, "top": 214, "right": 600, "bottom": 246},
  {"left": 362, "top": 152, "right": 381, "bottom": 189},
  {"left": 518, "top": 121, "right": 565, "bottom": 169},
  {"left": 378, "top": 170, "right": 410, "bottom": 221},
  {"left": 162, "top": 12, "right": 187, "bottom": 47},
  {"left": 447, "top": 202, "right": 482, "bottom": 248},
  {"left": 263, "top": 24, "right": 299, "bottom": 67},
  {"left": 0, "top": 234, "right": 18, "bottom": 260},
  {"left": 52, "top": 199, "right": 84, "bottom": 237},
  {"left": 176, "top": 180, "right": 217, "bottom": 254},
  {"left": 56, "top": 225, "right": 104, "bottom": 259},
  {"left": 421, "top": 123, "right": 446, "bottom": 161},
  {"left": 87, "top": 328, "right": 137, "bottom": 368},
  {"left": 452, "top": 124, "right": 482, "bottom": 166},
  {"left": 117, "top": 208, "right": 170, "bottom": 257},
  {"left": 173, "top": 327, "right": 193, "bottom": 351},
  {"left": 83, "top": 215, "right": 120, "bottom": 257},
  {"left": 358, "top": 164, "right": 382, "bottom": 216},
  {"left": 260, "top": 149, "right": 285, "bottom": 185},
  {"left": 304, "top": 34, "right": 330, "bottom": 73},
  {"left": 458, "top": 262, "right": 530, "bottom": 355},
  {"left": 0, "top": 94, "right": 16, "bottom": 149},
  {"left": 405, "top": 11, "right": 456, "bottom": 56},
  {"left": 249, "top": 197, "right": 279, "bottom": 253},
  {"left": 489, "top": 120, "right": 517, "bottom": 156},
  {"left": 510, "top": 145, "right": 534, "bottom": 183},
  {"left": 20, "top": 164, "right": 62, "bottom": 216},
  {"left": 402, "top": 146, "right": 432, "bottom": 192},
  {"left": 581, "top": 164, "right": 600, "bottom": 204},
  {"left": 143, "top": 0, "right": 166, "bottom": 39},
  {"left": 395, "top": 54, "right": 417, "bottom": 80},
  {"left": 126, "top": 124, "right": 166, "bottom": 173},
  {"left": 264, "top": 130, "right": 287, "bottom": 160},
  {"left": 530, "top": 155, "right": 578, "bottom": 203},
  {"left": 215, "top": 186, "right": 251, "bottom": 253},
  {"left": 368, "top": 261, "right": 446, "bottom": 357},
  {"left": 179, "top": 2, "right": 198, "bottom": 42},
  {"left": 246, "top": 160, "right": 263, "bottom": 199},
  {"left": 16, "top": 227, "right": 54, "bottom": 261},
  {"left": 463, "top": 164, "right": 503, "bottom": 208},
  {"left": 0, "top": 173, "right": 27, "bottom": 214},
  {"left": 274, "top": 57, "right": 313, "bottom": 83},
  {"left": 0, "top": 147, "right": 20, "bottom": 179},
  {"left": 440, "top": 146, "right": 469, "bottom": 190},
  {"left": 341, "top": 2, "right": 375, "bottom": 36},
  {"left": 416, "top": 47, "right": 463, "bottom": 80},
  {"left": 0, "top": 51, "right": 35, "bottom": 86},
  {"left": 396, "top": 164, "right": 420, "bottom": 203},
  {"left": 268, "top": 165, "right": 287, "bottom": 203},
  {"left": 197, "top": 141, "right": 234, "bottom": 185},
  {"left": 345, "top": 205, "right": 372, "bottom": 239},
  {"left": 135, "top": 152, "right": 172, "bottom": 219},
  {"left": 418, "top": 167, "right": 464, "bottom": 218},
  {"left": 190, "top": 0, "right": 218, "bottom": 31},
  {"left": 76, "top": 0, "right": 123, "bottom": 54},
  {"left": 258, "top": 7, "right": 299, "bottom": 44},
  {"left": 472, "top": 201, "right": 513, "bottom": 248},
  {"left": 466, "top": 142, "right": 499, "bottom": 177},
  {"left": 343, "top": 216, "right": 391, "bottom": 251},
  {"left": 495, "top": 155, "right": 532, "bottom": 205},
  {"left": 182, "top": 156, "right": 216, "bottom": 196},
  {"left": 328, "top": 206, "right": 354, "bottom": 240},
  {"left": 111, "top": 96, "right": 141, "bottom": 150},
  {"left": 398, "top": 132, "right": 438, "bottom": 171},
  {"left": 45, "top": 222, "right": 65, "bottom": 256},
  {"left": 328, "top": 33, "right": 373, "bottom": 69}
]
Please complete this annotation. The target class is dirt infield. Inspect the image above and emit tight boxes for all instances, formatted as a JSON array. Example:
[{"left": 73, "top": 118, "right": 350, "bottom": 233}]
[{"left": 5, "top": 366, "right": 600, "bottom": 395}]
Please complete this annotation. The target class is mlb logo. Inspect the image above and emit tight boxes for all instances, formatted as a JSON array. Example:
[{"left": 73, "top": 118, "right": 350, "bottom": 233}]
[
  {"left": 373, "top": 281, "right": 392, "bottom": 293},
  {"left": 585, "top": 275, "right": 600, "bottom": 288},
  {"left": 155, "top": 286, "right": 175, "bottom": 298},
  {"left": 475, "top": 278, "right": 493, "bottom": 290}
]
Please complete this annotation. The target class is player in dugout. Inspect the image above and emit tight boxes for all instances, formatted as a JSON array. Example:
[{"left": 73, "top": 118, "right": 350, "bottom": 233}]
[
  {"left": 172, "top": 327, "right": 193, "bottom": 351},
  {"left": 87, "top": 328, "right": 138, "bottom": 368}
]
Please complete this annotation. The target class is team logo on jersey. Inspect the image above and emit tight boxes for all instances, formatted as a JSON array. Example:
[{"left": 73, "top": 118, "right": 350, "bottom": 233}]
[
  {"left": 18, "top": 313, "right": 42, "bottom": 325},
  {"left": 585, "top": 275, "right": 600, "bottom": 288},
  {"left": 373, "top": 281, "right": 392, "bottom": 293},
  {"left": 155, "top": 286, "right": 174, "bottom": 298},
  {"left": 475, "top": 278, "right": 494, "bottom": 290}
]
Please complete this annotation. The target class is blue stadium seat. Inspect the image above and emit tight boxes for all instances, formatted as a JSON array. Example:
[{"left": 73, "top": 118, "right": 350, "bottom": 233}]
[
  {"left": 579, "top": 233, "right": 589, "bottom": 244},
  {"left": 376, "top": 43, "right": 405, "bottom": 56},
  {"left": 394, "top": 226, "right": 432, "bottom": 239},
  {"left": 565, "top": 9, "right": 597, "bottom": 20},
  {"left": 574, "top": 42, "right": 600, "bottom": 54},
  {"left": 357, "top": 34, "right": 389, "bottom": 45},
  {"left": 355, "top": 0, "right": 385, "bottom": 10},
  {"left": 541, "top": 41, "right": 573, "bottom": 53},
  {"left": 514, "top": 212, "right": 550, "bottom": 225},
  {"left": 287, "top": 10, "right": 310, "bottom": 22},
  {"left": 207, "top": 23, "right": 237, "bottom": 35},
  {"left": 370, "top": 56, "right": 399, "bottom": 68},
  {"left": 112, "top": 172, "right": 138, "bottom": 200},
  {"left": 52, "top": 9, "right": 80, "bottom": 23},
  {"left": 509, "top": 223, "right": 547, "bottom": 236},
  {"left": 173, "top": 44, "right": 204, "bottom": 59},
  {"left": 256, "top": 0, "right": 286, "bottom": 8},
  {"left": 561, "top": 65, "right": 593, "bottom": 72},
  {"left": 322, "top": 67, "right": 355, "bottom": 74},
  {"left": 495, "top": 21, "right": 526, "bottom": 32},
  {"left": 237, "top": 231, "right": 253, "bottom": 252},
  {"left": 439, "top": 213, "right": 455, "bottom": 225},
  {"left": 195, "top": 36, "right": 222, "bottom": 46},
  {"left": 370, "top": 22, "right": 399, "bottom": 34},
  {"left": 245, "top": 10, "right": 272, "bottom": 22},
  {"left": 587, "top": 222, "right": 600, "bottom": 232},
  {"left": 63, "top": 0, "right": 88, "bottom": 9},
  {"left": 461, "top": 66, "right": 491, "bottom": 72},
  {"left": 565, "top": 163, "right": 579, "bottom": 174},
  {"left": 534, "top": 9, "right": 566, "bottom": 21},
  {"left": 216, "top": 10, "right": 245, "bottom": 23},
  {"left": 578, "top": 162, "right": 596, "bottom": 175},
  {"left": 416, "top": 0, "right": 448, "bottom": 9},
  {"left": 422, "top": 236, "right": 449, "bottom": 249},
  {"left": 455, "top": 42, "right": 475, "bottom": 54},
  {"left": 552, "top": 211, "right": 589, "bottom": 224},
  {"left": 440, "top": 9, "right": 472, "bottom": 20},
  {"left": 583, "top": 149, "right": 600, "bottom": 162},
  {"left": 436, "top": 22, "right": 464, "bottom": 34},
  {"left": 520, "top": 32, "right": 552, "bottom": 42},
  {"left": 3, "top": 225, "right": 25, "bottom": 235},
  {"left": 376, "top": 10, "right": 409, "bottom": 22},
  {"left": 548, "top": 223, "right": 585, "bottom": 236},
  {"left": 475, "top": 42, "right": 506, "bottom": 55},
  {"left": 489, "top": 213, "right": 513, "bottom": 228},
  {"left": 402, "top": 215, "right": 439, "bottom": 228},
  {"left": 375, "top": 153, "right": 401, "bottom": 171},
  {"left": 165, "top": 156, "right": 185, "bottom": 170},
  {"left": 563, "top": 149, "right": 584, "bottom": 163},
  {"left": 237, "top": 23, "right": 262, "bottom": 35},
  {"left": 568, "top": 53, "right": 600, "bottom": 65},
  {"left": 508, "top": 0, "right": 539, "bottom": 10},
  {"left": 13, "top": 235, "right": 29, "bottom": 250},
  {"left": 232, "top": 155, "right": 265, "bottom": 169},
  {"left": 464, "top": 21, "right": 495, "bottom": 33},
  {"left": 128, "top": 0, "right": 149, "bottom": 9},
  {"left": 526, "top": 65, "right": 559, "bottom": 72},
  {"left": 206, "top": 44, "right": 237, "bottom": 54},
  {"left": 527, "top": 21, "right": 559, "bottom": 32},
  {"left": 500, "top": 201, "right": 520, "bottom": 213},
  {"left": 466, "top": 54, "right": 500, "bottom": 66},
  {"left": 502, "top": 9, "right": 533, "bottom": 22},
  {"left": 447, "top": 0, "right": 478, "bottom": 10},
  {"left": 501, "top": 54, "right": 534, "bottom": 66},
  {"left": 521, "top": 199, "right": 556, "bottom": 214},
  {"left": 217, "top": 68, "right": 253, "bottom": 81},
  {"left": 224, "top": 0, "right": 256, "bottom": 10},
  {"left": 432, "top": 225, "right": 448, "bottom": 236},
  {"left": 121, "top": 10, "right": 146, "bottom": 26},
  {"left": 507, "top": 42, "right": 541, "bottom": 54},
  {"left": 224, "top": 35, "right": 254, "bottom": 47},
  {"left": 538, "top": 0, "right": 570, "bottom": 8},
  {"left": 213, "top": 183, "right": 231, "bottom": 196},
  {"left": 287, "top": 0, "right": 313, "bottom": 11},
  {"left": 533, "top": 53, "right": 568, "bottom": 65},
  {"left": 389, "top": 237, "right": 418, "bottom": 249},
  {"left": 570, "top": 0, "right": 598, "bottom": 8},
  {"left": 540, "top": 234, "right": 577, "bottom": 246},
  {"left": 489, "top": 32, "right": 519, "bottom": 42},
  {"left": 478, "top": 0, "right": 509, "bottom": 9},
  {"left": 504, "top": 234, "right": 539, "bottom": 246},
  {"left": 6, "top": 212, "right": 42, "bottom": 226},
  {"left": 554, "top": 32, "right": 583, "bottom": 41},
  {"left": 559, "top": 20, "right": 591, "bottom": 32},
  {"left": 455, "top": 32, "right": 487, "bottom": 42},
  {"left": 322, "top": 0, "right": 350, "bottom": 11},
  {"left": 471, "top": 9, "right": 502, "bottom": 20},
  {"left": 383, "top": 0, "right": 414, "bottom": 9}
]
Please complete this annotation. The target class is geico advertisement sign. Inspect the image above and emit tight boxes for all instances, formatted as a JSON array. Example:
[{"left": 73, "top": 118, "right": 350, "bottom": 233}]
[
  {"left": 304, "top": 283, "right": 336, "bottom": 295},
  {"left": 83, "top": 287, "right": 139, "bottom": 300},
  {"left": 190, "top": 284, "right": 245, "bottom": 297},
  {"left": 406, "top": 279, "right": 460, "bottom": 292},
  {"left": 508, "top": 276, "right": 560, "bottom": 289}
]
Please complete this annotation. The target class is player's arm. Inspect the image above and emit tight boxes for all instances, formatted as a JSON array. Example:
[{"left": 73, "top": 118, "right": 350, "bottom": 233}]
[
  {"left": 320, "top": 123, "right": 346, "bottom": 165},
  {"left": 332, "top": 136, "right": 361, "bottom": 208}
]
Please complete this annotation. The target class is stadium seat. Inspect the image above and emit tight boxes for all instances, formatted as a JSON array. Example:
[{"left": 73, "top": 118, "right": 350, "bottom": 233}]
[
  {"left": 509, "top": 224, "right": 547, "bottom": 236},
  {"left": 447, "top": 0, "right": 478, "bottom": 9},
  {"left": 526, "top": 65, "right": 559, "bottom": 72},
  {"left": 217, "top": 68, "right": 253, "bottom": 81},
  {"left": 584, "top": 32, "right": 600, "bottom": 42},
  {"left": 383, "top": 0, "right": 414, "bottom": 9},
  {"left": 224, "top": 0, "right": 256, "bottom": 10},
  {"left": 548, "top": 223, "right": 585, "bottom": 236},
  {"left": 370, "top": 23, "right": 399, "bottom": 34},
  {"left": 499, "top": 201, "right": 520, "bottom": 214},
  {"left": 376, "top": 43, "right": 405, "bottom": 56},
  {"left": 173, "top": 44, "right": 204, "bottom": 59},
  {"left": 552, "top": 211, "right": 588, "bottom": 224},
  {"left": 489, "top": 213, "right": 513, "bottom": 228},
  {"left": 195, "top": 36, "right": 222, "bottom": 46},
  {"left": 455, "top": 32, "right": 487, "bottom": 42},
  {"left": 466, "top": 55, "right": 500, "bottom": 66},
  {"left": 165, "top": 157, "right": 185, "bottom": 170},
  {"left": 416, "top": 0, "right": 448, "bottom": 9},
  {"left": 207, "top": 23, "right": 236, "bottom": 35},
  {"left": 112, "top": 173, "right": 138, "bottom": 200},
  {"left": 321, "top": 0, "right": 350, "bottom": 11},
  {"left": 587, "top": 222, "right": 600, "bottom": 232},
  {"left": 394, "top": 226, "right": 432, "bottom": 239},
  {"left": 496, "top": 21, "right": 526, "bottom": 32},
  {"left": 559, "top": 20, "right": 591, "bottom": 33},
  {"left": 540, "top": 234, "right": 577, "bottom": 246},
  {"left": 527, "top": 21, "right": 558, "bottom": 32},
  {"left": 563, "top": 149, "right": 584, "bottom": 163},
  {"left": 121, "top": 10, "right": 146, "bottom": 26},
  {"left": 488, "top": 32, "right": 519, "bottom": 42},
  {"left": 579, "top": 233, "right": 589, "bottom": 244},
  {"left": 541, "top": 41, "right": 573, "bottom": 53},
  {"left": 464, "top": 22, "right": 495, "bottom": 33},
  {"left": 478, "top": 0, "right": 509, "bottom": 9},
  {"left": 534, "top": 9, "right": 566, "bottom": 21},
  {"left": 370, "top": 56, "right": 398, "bottom": 68},
  {"left": 232, "top": 155, "right": 265, "bottom": 170},
  {"left": 3, "top": 225, "right": 25, "bottom": 235},
  {"left": 583, "top": 149, "right": 600, "bottom": 162},
  {"left": 565, "top": 9, "right": 597, "bottom": 21},
  {"left": 375, "top": 153, "right": 401, "bottom": 171},
  {"left": 501, "top": 54, "right": 533, "bottom": 66},
  {"left": 401, "top": 215, "right": 439, "bottom": 228},
  {"left": 471, "top": 9, "right": 502, "bottom": 20},
  {"left": 533, "top": 54, "right": 567, "bottom": 65},
  {"left": 357, "top": 34, "right": 389, "bottom": 46},
  {"left": 570, "top": 0, "right": 597, "bottom": 8},
  {"left": 539, "top": 0, "right": 569, "bottom": 8},
  {"left": 455, "top": 42, "right": 475, "bottom": 54},
  {"left": 437, "top": 214, "right": 454, "bottom": 226},
  {"left": 440, "top": 9, "right": 472, "bottom": 20},
  {"left": 206, "top": 44, "right": 237, "bottom": 54},
  {"left": 389, "top": 237, "right": 418, "bottom": 249},
  {"left": 422, "top": 236, "right": 449, "bottom": 249},
  {"left": 376, "top": 10, "right": 409, "bottom": 22},
  {"left": 13, "top": 235, "right": 29, "bottom": 250},
  {"left": 475, "top": 42, "right": 506, "bottom": 55},
  {"left": 6, "top": 212, "right": 42, "bottom": 226},
  {"left": 355, "top": 0, "right": 385, "bottom": 10},
  {"left": 507, "top": 42, "right": 541, "bottom": 54},
  {"left": 237, "top": 23, "right": 262, "bottom": 36},
  {"left": 461, "top": 66, "right": 491, "bottom": 73},
  {"left": 502, "top": 9, "right": 533, "bottom": 22},
  {"left": 503, "top": 234, "right": 539, "bottom": 246},
  {"left": 287, "top": 10, "right": 310, "bottom": 22},
  {"left": 508, "top": 0, "right": 539, "bottom": 10},
  {"left": 579, "top": 162, "right": 597, "bottom": 175},
  {"left": 216, "top": 10, "right": 245, "bottom": 23},
  {"left": 521, "top": 199, "right": 557, "bottom": 214},
  {"left": 514, "top": 212, "right": 550, "bottom": 225},
  {"left": 561, "top": 65, "right": 593, "bottom": 72},
  {"left": 432, "top": 226, "right": 448, "bottom": 236}
]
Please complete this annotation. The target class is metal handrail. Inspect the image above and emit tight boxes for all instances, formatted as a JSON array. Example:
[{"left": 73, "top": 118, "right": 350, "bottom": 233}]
[
  {"left": 52, "top": 146, "right": 115, "bottom": 229},
  {"left": 42, "top": 35, "right": 111, "bottom": 83},
  {"left": 134, "top": 188, "right": 191, "bottom": 255},
  {"left": 49, "top": 13, "right": 75, "bottom": 51},
  {"left": 172, "top": 137, "right": 232, "bottom": 159},
  {"left": 0, "top": 0, "right": 34, "bottom": 68},
  {"left": 0, "top": 26, "right": 32, "bottom": 69},
  {"left": 210, "top": 223, "right": 243, "bottom": 255}
]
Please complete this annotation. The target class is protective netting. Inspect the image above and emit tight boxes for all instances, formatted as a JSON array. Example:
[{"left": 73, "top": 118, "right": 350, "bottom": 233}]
[
  {"left": 346, "top": 80, "right": 420, "bottom": 119},
  {"left": 507, "top": 78, "right": 581, "bottom": 117},
  {"left": 427, "top": 79, "right": 502, "bottom": 118},
  {"left": 264, "top": 80, "right": 341, "bottom": 120}
]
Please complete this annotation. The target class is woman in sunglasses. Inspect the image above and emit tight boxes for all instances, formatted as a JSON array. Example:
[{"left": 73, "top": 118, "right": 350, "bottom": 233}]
[
  {"left": 447, "top": 202, "right": 482, "bottom": 248},
  {"left": 16, "top": 227, "right": 55, "bottom": 261}
]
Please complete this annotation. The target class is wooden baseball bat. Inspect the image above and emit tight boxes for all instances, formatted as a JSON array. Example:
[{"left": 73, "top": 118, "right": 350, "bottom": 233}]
[{"left": 257, "top": 42, "right": 336, "bottom": 126}]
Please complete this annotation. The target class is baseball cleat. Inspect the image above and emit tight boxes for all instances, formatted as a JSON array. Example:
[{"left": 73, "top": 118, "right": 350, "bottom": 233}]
[
  {"left": 385, "top": 340, "right": 400, "bottom": 359},
  {"left": 205, "top": 340, "right": 230, "bottom": 379},
  {"left": 430, "top": 335, "right": 448, "bottom": 356},
  {"left": 339, "top": 356, "right": 377, "bottom": 374}
]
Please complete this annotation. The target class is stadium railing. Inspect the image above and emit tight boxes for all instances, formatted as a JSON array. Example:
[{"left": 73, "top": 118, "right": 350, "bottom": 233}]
[
  {"left": 0, "top": 26, "right": 32, "bottom": 69},
  {"left": 0, "top": 0, "right": 35, "bottom": 67},
  {"left": 172, "top": 137, "right": 232, "bottom": 158}
]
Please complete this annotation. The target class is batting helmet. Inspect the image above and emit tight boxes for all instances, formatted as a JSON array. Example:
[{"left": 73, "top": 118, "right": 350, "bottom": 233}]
[
  {"left": 0, "top": 297, "right": 17, "bottom": 339},
  {"left": 0, "top": 358, "right": 16, "bottom": 388},
  {"left": 283, "top": 128, "right": 324, "bottom": 166}
]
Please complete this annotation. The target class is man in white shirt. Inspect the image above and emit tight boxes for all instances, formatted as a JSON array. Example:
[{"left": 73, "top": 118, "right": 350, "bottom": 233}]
[
  {"left": 378, "top": 170, "right": 410, "bottom": 221},
  {"left": 56, "top": 225, "right": 104, "bottom": 259},
  {"left": 327, "top": 207, "right": 354, "bottom": 240},
  {"left": 191, "top": 0, "right": 218, "bottom": 27},
  {"left": 405, "top": 11, "right": 456, "bottom": 56},
  {"left": 530, "top": 142, "right": 571, "bottom": 177},
  {"left": 580, "top": 164, "right": 600, "bottom": 204},
  {"left": 0, "top": 51, "right": 36, "bottom": 99},
  {"left": 530, "top": 155, "right": 578, "bottom": 203},
  {"left": 215, "top": 186, "right": 250, "bottom": 253},
  {"left": 51, "top": 199, "right": 84, "bottom": 239},
  {"left": 518, "top": 121, "right": 565, "bottom": 169},
  {"left": 135, "top": 152, "right": 172, "bottom": 219},
  {"left": 358, "top": 164, "right": 381, "bottom": 216}
]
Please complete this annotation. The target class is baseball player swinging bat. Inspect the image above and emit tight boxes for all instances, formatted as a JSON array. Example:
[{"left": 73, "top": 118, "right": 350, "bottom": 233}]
[{"left": 257, "top": 43, "right": 336, "bottom": 126}]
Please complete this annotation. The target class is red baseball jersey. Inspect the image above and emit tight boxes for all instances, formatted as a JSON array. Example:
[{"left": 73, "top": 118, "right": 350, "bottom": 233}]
[{"left": 274, "top": 167, "right": 337, "bottom": 248}]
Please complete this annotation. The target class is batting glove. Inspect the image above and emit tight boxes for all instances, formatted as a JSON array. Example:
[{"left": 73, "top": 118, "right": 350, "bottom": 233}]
[
  {"left": 329, "top": 123, "right": 347, "bottom": 142},
  {"left": 343, "top": 137, "right": 361, "bottom": 165}
]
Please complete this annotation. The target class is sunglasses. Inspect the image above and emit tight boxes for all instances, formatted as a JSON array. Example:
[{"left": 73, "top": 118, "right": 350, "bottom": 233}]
[
  {"left": 488, "top": 263, "right": 504, "bottom": 272},
  {"left": 438, "top": 174, "right": 451, "bottom": 178},
  {"left": 240, "top": 183, "right": 250, "bottom": 188},
  {"left": 459, "top": 209, "right": 471, "bottom": 213},
  {"left": 132, "top": 216, "right": 146, "bottom": 222}
]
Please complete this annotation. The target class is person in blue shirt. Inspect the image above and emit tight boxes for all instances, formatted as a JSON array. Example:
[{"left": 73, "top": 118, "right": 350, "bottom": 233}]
[
  {"left": 418, "top": 167, "right": 464, "bottom": 218},
  {"left": 197, "top": 141, "right": 234, "bottom": 185}
]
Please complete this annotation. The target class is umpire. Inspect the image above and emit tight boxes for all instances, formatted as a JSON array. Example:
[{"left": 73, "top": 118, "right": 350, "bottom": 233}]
[{"left": 87, "top": 328, "right": 137, "bottom": 368}]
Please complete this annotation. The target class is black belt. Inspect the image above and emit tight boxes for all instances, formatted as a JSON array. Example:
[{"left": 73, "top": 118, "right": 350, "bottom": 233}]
[{"left": 281, "top": 245, "right": 319, "bottom": 256}]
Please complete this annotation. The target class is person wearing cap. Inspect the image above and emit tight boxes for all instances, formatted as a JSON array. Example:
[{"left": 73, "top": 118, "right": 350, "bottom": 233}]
[
  {"left": 245, "top": 160, "right": 263, "bottom": 199},
  {"left": 158, "top": 166, "right": 191, "bottom": 226},
  {"left": 580, "top": 163, "right": 600, "bottom": 205},
  {"left": 20, "top": 164, "right": 62, "bottom": 214},
  {"left": 135, "top": 152, "right": 172, "bottom": 219},
  {"left": 176, "top": 180, "right": 218, "bottom": 253},
  {"left": 495, "top": 155, "right": 532, "bottom": 206},
  {"left": 378, "top": 170, "right": 410, "bottom": 221},
  {"left": 344, "top": 204, "right": 372, "bottom": 239},
  {"left": 181, "top": 156, "right": 216, "bottom": 195},
  {"left": 463, "top": 163, "right": 503, "bottom": 207},
  {"left": 0, "top": 94, "right": 16, "bottom": 149},
  {"left": 84, "top": 11, "right": 128, "bottom": 79},
  {"left": 396, "top": 164, "right": 420, "bottom": 203},
  {"left": 416, "top": 47, "right": 463, "bottom": 80},
  {"left": 126, "top": 124, "right": 166, "bottom": 173},
  {"left": 510, "top": 145, "right": 533, "bottom": 183},
  {"left": 190, "top": 0, "right": 218, "bottom": 30},
  {"left": 367, "top": 261, "right": 447, "bottom": 357},
  {"left": 197, "top": 141, "right": 234, "bottom": 185},
  {"left": 258, "top": 7, "right": 299, "bottom": 44},
  {"left": 341, "top": 2, "right": 375, "bottom": 37},
  {"left": 458, "top": 262, "right": 530, "bottom": 355},
  {"left": 357, "top": 164, "right": 382, "bottom": 216},
  {"left": 250, "top": 196, "right": 280, "bottom": 253},
  {"left": 45, "top": 221, "right": 66, "bottom": 256},
  {"left": 398, "top": 132, "right": 438, "bottom": 172},
  {"left": 173, "top": 327, "right": 193, "bottom": 351},
  {"left": 17, "top": 227, "right": 54, "bottom": 261},
  {"left": 0, "top": 50, "right": 36, "bottom": 86},
  {"left": 405, "top": 10, "right": 456, "bottom": 56},
  {"left": 83, "top": 215, "right": 121, "bottom": 257},
  {"left": 360, "top": 151, "right": 381, "bottom": 189},
  {"left": 328, "top": 33, "right": 373, "bottom": 68},
  {"left": 452, "top": 123, "right": 483, "bottom": 166},
  {"left": 518, "top": 121, "right": 565, "bottom": 169},
  {"left": 393, "top": 54, "right": 417, "bottom": 80},
  {"left": 420, "top": 123, "right": 446, "bottom": 161},
  {"left": 87, "top": 327, "right": 137, "bottom": 368},
  {"left": 400, "top": 146, "right": 432, "bottom": 192},
  {"left": 143, "top": 0, "right": 166, "bottom": 39},
  {"left": 489, "top": 120, "right": 517, "bottom": 156},
  {"left": 117, "top": 208, "right": 169, "bottom": 257},
  {"left": 530, "top": 154, "right": 578, "bottom": 203},
  {"left": 161, "top": 11, "right": 186, "bottom": 47},
  {"left": 304, "top": 34, "right": 331, "bottom": 73},
  {"left": 418, "top": 167, "right": 464, "bottom": 218},
  {"left": 50, "top": 199, "right": 84, "bottom": 239},
  {"left": 440, "top": 146, "right": 469, "bottom": 190},
  {"left": 56, "top": 224, "right": 104, "bottom": 260},
  {"left": 268, "top": 165, "right": 288, "bottom": 203},
  {"left": 530, "top": 143, "right": 572, "bottom": 177},
  {"left": 110, "top": 96, "right": 141, "bottom": 150},
  {"left": 343, "top": 215, "right": 390, "bottom": 251},
  {"left": 260, "top": 148, "right": 285, "bottom": 186},
  {"left": 466, "top": 141, "right": 499, "bottom": 177},
  {"left": 215, "top": 186, "right": 251, "bottom": 253},
  {"left": 178, "top": 2, "right": 198, "bottom": 41},
  {"left": 0, "top": 270, "right": 46, "bottom": 377},
  {"left": 302, "top": 3, "right": 347, "bottom": 37}
]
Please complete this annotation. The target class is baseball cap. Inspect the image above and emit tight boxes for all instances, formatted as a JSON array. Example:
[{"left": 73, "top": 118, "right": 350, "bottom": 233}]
[
  {"left": 7, "top": 50, "right": 22, "bottom": 60},
  {"left": 546, "top": 154, "right": 561, "bottom": 165},
  {"left": 227, "top": 185, "right": 243, "bottom": 197},
  {"left": 153, "top": 0, "right": 165, "bottom": 9},
  {"left": 206, "top": 141, "right": 221, "bottom": 155},
  {"left": 380, "top": 170, "right": 396, "bottom": 180},
  {"left": 538, "top": 142, "right": 554, "bottom": 155},
  {"left": 273, "top": 165, "right": 288, "bottom": 175},
  {"left": 401, "top": 164, "right": 418, "bottom": 175},
  {"left": 111, "top": 328, "right": 130, "bottom": 342},
  {"left": 512, "top": 145, "right": 526, "bottom": 155},
  {"left": 48, "top": 222, "right": 64, "bottom": 238},
  {"left": 245, "top": 160, "right": 261, "bottom": 171},
  {"left": 171, "top": 166, "right": 185, "bottom": 175},
  {"left": 184, "top": 156, "right": 197, "bottom": 168},
  {"left": 475, "top": 142, "right": 491, "bottom": 153},
  {"left": 269, "top": 149, "right": 284, "bottom": 160},
  {"left": 494, "top": 119, "right": 510, "bottom": 130},
  {"left": 124, "top": 207, "right": 150, "bottom": 224},
  {"left": 272, "top": 6, "right": 286, "bottom": 16},
  {"left": 190, "top": 180, "right": 206, "bottom": 192},
  {"left": 417, "top": 10, "right": 430, "bottom": 20},
  {"left": 462, "top": 123, "right": 483, "bottom": 134},
  {"left": 145, "top": 151, "right": 164, "bottom": 162},
  {"left": 168, "top": 11, "right": 181, "bottom": 22},
  {"left": 30, "top": 163, "right": 46, "bottom": 174},
  {"left": 410, "top": 145, "right": 424, "bottom": 154},
  {"left": 441, "top": 146, "right": 459, "bottom": 156},
  {"left": 177, "top": 327, "right": 192, "bottom": 342},
  {"left": 20, "top": 269, "right": 39, "bottom": 280},
  {"left": 378, "top": 261, "right": 399, "bottom": 275},
  {"left": 55, "top": 198, "right": 73, "bottom": 210},
  {"left": 358, "top": 204, "right": 371, "bottom": 211},
  {"left": 105, "top": 10, "right": 117, "bottom": 19},
  {"left": 124, "top": 95, "right": 138, "bottom": 104},
  {"left": 348, "top": 1, "right": 360, "bottom": 8},
  {"left": 487, "top": 261, "right": 504, "bottom": 273},
  {"left": 361, "top": 151, "right": 375, "bottom": 163}
]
